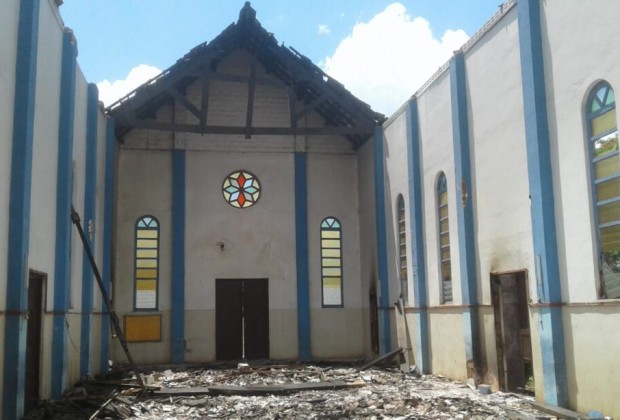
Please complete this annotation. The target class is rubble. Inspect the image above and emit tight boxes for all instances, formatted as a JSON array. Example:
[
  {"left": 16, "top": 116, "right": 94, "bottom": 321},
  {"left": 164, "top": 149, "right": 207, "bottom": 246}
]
[{"left": 25, "top": 363, "right": 556, "bottom": 419}]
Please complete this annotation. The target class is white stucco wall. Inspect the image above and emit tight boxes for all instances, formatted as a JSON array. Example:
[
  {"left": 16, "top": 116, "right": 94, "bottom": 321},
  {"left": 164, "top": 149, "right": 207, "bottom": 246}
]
[
  {"left": 542, "top": 1, "right": 620, "bottom": 416},
  {"left": 416, "top": 71, "right": 467, "bottom": 379}
]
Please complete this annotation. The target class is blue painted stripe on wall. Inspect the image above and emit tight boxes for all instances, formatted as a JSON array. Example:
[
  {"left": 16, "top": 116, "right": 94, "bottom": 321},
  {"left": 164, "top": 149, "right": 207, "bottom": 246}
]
[
  {"left": 405, "top": 99, "right": 430, "bottom": 373},
  {"left": 100, "top": 118, "right": 115, "bottom": 373},
  {"left": 517, "top": 0, "right": 568, "bottom": 407},
  {"left": 79, "top": 84, "right": 99, "bottom": 378},
  {"left": 449, "top": 52, "right": 481, "bottom": 373},
  {"left": 295, "top": 152, "right": 311, "bottom": 360},
  {"left": 373, "top": 126, "right": 392, "bottom": 354},
  {"left": 3, "top": 0, "right": 40, "bottom": 418},
  {"left": 171, "top": 149, "right": 186, "bottom": 363},
  {"left": 51, "top": 29, "right": 78, "bottom": 399}
]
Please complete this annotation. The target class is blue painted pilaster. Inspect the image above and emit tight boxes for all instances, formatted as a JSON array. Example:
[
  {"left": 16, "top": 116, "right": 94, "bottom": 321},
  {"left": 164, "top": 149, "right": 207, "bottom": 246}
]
[
  {"left": 449, "top": 52, "right": 481, "bottom": 377},
  {"left": 51, "top": 28, "right": 77, "bottom": 400},
  {"left": 79, "top": 84, "right": 99, "bottom": 378},
  {"left": 100, "top": 118, "right": 115, "bottom": 373},
  {"left": 171, "top": 149, "right": 186, "bottom": 363},
  {"left": 405, "top": 99, "right": 430, "bottom": 373},
  {"left": 517, "top": 0, "right": 568, "bottom": 407},
  {"left": 3, "top": 1, "right": 40, "bottom": 418},
  {"left": 295, "top": 152, "right": 311, "bottom": 360},
  {"left": 373, "top": 126, "right": 392, "bottom": 354}
]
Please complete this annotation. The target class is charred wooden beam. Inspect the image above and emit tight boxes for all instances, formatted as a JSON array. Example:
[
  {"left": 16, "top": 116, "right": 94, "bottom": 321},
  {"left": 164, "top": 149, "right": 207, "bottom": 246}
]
[
  {"left": 118, "top": 118, "right": 375, "bottom": 136},
  {"left": 169, "top": 88, "right": 201, "bottom": 121},
  {"left": 200, "top": 67, "right": 210, "bottom": 127},
  {"left": 245, "top": 59, "right": 257, "bottom": 139}
]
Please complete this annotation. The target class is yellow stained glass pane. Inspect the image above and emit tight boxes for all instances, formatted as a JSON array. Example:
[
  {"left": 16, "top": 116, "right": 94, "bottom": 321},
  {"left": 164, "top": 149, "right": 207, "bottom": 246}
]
[
  {"left": 136, "top": 259, "right": 158, "bottom": 268},
  {"left": 322, "top": 239, "right": 341, "bottom": 249},
  {"left": 137, "top": 249, "right": 158, "bottom": 258},
  {"left": 441, "top": 248, "right": 451, "bottom": 262},
  {"left": 323, "top": 267, "right": 341, "bottom": 277},
  {"left": 592, "top": 110, "right": 617, "bottom": 137},
  {"left": 597, "top": 177, "right": 620, "bottom": 202},
  {"left": 441, "top": 261, "right": 451, "bottom": 278},
  {"left": 136, "top": 268, "right": 158, "bottom": 279},
  {"left": 601, "top": 224, "right": 620, "bottom": 253},
  {"left": 439, "top": 205, "right": 448, "bottom": 219},
  {"left": 440, "top": 232, "right": 450, "bottom": 247},
  {"left": 321, "top": 230, "right": 341, "bottom": 239},
  {"left": 323, "top": 277, "right": 341, "bottom": 288},
  {"left": 598, "top": 200, "right": 620, "bottom": 225},
  {"left": 322, "top": 248, "right": 341, "bottom": 258},
  {"left": 594, "top": 154, "right": 620, "bottom": 179},
  {"left": 137, "top": 229, "right": 158, "bottom": 239},
  {"left": 137, "top": 239, "right": 158, "bottom": 249},
  {"left": 136, "top": 279, "right": 157, "bottom": 291},
  {"left": 438, "top": 191, "right": 448, "bottom": 206},
  {"left": 322, "top": 258, "right": 341, "bottom": 267},
  {"left": 440, "top": 219, "right": 449, "bottom": 234}
]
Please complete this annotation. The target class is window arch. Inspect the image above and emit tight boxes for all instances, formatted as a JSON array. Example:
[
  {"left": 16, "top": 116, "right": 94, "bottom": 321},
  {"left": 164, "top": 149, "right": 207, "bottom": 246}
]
[
  {"left": 321, "top": 217, "right": 343, "bottom": 307},
  {"left": 135, "top": 215, "right": 160, "bottom": 310},
  {"left": 587, "top": 82, "right": 620, "bottom": 299},
  {"left": 397, "top": 195, "right": 409, "bottom": 305},
  {"left": 437, "top": 173, "right": 452, "bottom": 303}
]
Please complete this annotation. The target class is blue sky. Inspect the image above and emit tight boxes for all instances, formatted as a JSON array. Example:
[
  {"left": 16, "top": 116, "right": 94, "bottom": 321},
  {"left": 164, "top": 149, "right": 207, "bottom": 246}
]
[{"left": 60, "top": 1, "right": 504, "bottom": 114}]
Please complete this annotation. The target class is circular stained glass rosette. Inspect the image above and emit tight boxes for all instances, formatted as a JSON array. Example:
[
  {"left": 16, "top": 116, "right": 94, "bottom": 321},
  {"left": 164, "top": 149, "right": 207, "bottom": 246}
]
[{"left": 222, "top": 170, "right": 261, "bottom": 208}]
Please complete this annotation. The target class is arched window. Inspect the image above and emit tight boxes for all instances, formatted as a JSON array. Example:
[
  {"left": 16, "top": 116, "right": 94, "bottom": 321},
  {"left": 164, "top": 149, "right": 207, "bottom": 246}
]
[
  {"left": 321, "top": 217, "right": 343, "bottom": 307},
  {"left": 437, "top": 173, "right": 452, "bottom": 303},
  {"left": 135, "top": 215, "right": 159, "bottom": 310},
  {"left": 587, "top": 82, "right": 620, "bottom": 299},
  {"left": 397, "top": 195, "right": 409, "bottom": 305}
]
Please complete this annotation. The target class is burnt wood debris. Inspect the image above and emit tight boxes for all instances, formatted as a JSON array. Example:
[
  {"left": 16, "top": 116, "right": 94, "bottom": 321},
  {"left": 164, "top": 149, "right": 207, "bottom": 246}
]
[{"left": 24, "top": 362, "right": 558, "bottom": 419}]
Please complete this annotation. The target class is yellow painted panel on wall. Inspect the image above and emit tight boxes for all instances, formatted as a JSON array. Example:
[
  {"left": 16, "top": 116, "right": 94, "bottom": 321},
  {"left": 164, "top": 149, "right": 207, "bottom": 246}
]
[{"left": 125, "top": 315, "right": 161, "bottom": 342}]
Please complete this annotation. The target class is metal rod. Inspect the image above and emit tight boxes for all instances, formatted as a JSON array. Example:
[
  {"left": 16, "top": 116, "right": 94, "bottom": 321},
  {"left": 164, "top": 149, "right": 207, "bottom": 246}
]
[{"left": 70, "top": 205, "right": 146, "bottom": 392}]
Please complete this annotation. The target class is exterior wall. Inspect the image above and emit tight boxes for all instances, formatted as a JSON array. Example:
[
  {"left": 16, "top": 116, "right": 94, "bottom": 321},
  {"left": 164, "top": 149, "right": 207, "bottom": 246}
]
[
  {"left": 463, "top": 7, "right": 536, "bottom": 388},
  {"left": 416, "top": 72, "right": 467, "bottom": 380},
  {"left": 542, "top": 1, "right": 620, "bottom": 416},
  {"left": 0, "top": 1, "right": 20, "bottom": 413},
  {"left": 113, "top": 50, "right": 369, "bottom": 363},
  {"left": 0, "top": 1, "right": 108, "bottom": 414},
  {"left": 29, "top": 0, "right": 63, "bottom": 400}
]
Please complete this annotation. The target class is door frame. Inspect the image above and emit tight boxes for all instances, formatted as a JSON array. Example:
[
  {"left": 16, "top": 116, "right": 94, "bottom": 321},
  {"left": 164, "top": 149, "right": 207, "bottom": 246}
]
[
  {"left": 24, "top": 270, "right": 47, "bottom": 413},
  {"left": 490, "top": 270, "right": 532, "bottom": 392}
]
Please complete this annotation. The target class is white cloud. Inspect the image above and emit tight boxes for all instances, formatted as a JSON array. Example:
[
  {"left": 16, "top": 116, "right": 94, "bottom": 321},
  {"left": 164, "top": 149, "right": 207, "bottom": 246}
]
[
  {"left": 318, "top": 24, "right": 331, "bottom": 35},
  {"left": 321, "top": 3, "right": 469, "bottom": 115},
  {"left": 97, "top": 64, "right": 162, "bottom": 107}
]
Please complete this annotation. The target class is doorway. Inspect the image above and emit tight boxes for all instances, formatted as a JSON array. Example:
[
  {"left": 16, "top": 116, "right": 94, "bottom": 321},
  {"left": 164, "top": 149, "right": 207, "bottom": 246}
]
[
  {"left": 25, "top": 271, "right": 45, "bottom": 413},
  {"left": 216, "top": 278, "right": 269, "bottom": 360},
  {"left": 491, "top": 271, "right": 532, "bottom": 392}
]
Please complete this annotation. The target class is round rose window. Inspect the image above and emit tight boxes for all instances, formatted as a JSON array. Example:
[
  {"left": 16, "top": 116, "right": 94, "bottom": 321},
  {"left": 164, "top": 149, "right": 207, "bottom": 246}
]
[{"left": 222, "top": 170, "right": 261, "bottom": 208}]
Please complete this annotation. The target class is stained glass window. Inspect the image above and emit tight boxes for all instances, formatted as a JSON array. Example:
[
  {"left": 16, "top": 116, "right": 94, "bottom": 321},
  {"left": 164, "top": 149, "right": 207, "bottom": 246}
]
[
  {"left": 135, "top": 216, "right": 159, "bottom": 310},
  {"left": 397, "top": 195, "right": 409, "bottom": 305},
  {"left": 222, "top": 170, "right": 261, "bottom": 208},
  {"left": 437, "top": 173, "right": 452, "bottom": 303},
  {"left": 587, "top": 82, "right": 620, "bottom": 299},
  {"left": 321, "top": 217, "right": 343, "bottom": 307}
]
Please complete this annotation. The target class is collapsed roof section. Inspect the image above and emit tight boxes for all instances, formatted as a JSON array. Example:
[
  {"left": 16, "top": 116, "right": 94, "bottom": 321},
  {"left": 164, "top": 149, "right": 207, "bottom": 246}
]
[{"left": 107, "top": 2, "right": 385, "bottom": 148}]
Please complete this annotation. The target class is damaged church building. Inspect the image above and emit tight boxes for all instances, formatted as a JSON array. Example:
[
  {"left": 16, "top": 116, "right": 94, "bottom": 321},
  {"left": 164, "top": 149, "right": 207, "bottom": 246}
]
[{"left": 1, "top": 0, "right": 619, "bottom": 418}]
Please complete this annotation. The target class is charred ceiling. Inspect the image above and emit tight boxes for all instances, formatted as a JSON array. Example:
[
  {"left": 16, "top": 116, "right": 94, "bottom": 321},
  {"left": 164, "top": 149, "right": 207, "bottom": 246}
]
[{"left": 106, "top": 2, "right": 384, "bottom": 148}]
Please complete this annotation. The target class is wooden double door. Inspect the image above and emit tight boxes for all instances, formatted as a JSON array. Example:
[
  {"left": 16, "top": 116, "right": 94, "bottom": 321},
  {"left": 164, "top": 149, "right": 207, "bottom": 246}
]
[{"left": 215, "top": 278, "right": 269, "bottom": 360}]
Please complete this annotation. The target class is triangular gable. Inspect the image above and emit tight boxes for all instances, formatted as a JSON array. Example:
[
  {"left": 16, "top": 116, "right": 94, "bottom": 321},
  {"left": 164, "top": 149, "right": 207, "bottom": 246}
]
[{"left": 106, "top": 2, "right": 384, "bottom": 148}]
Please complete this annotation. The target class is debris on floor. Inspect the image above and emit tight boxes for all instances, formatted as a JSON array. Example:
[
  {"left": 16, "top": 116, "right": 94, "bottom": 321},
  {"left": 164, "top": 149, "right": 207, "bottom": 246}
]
[{"left": 25, "top": 363, "right": 557, "bottom": 419}]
